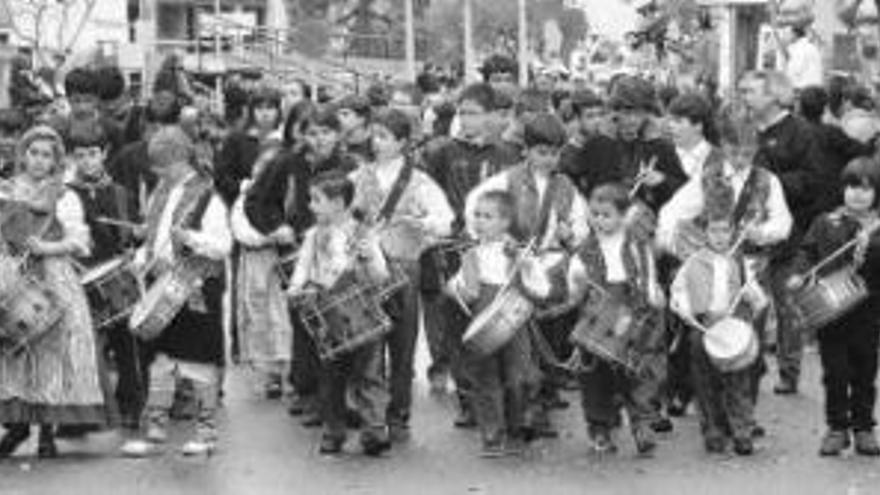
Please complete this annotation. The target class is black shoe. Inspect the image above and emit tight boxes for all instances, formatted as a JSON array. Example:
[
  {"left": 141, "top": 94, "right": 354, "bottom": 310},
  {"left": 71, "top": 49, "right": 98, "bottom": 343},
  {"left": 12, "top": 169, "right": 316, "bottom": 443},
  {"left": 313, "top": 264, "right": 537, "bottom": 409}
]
[
  {"left": 37, "top": 426, "right": 58, "bottom": 459},
  {"left": 733, "top": 437, "right": 754, "bottom": 456},
  {"left": 265, "top": 383, "right": 283, "bottom": 400},
  {"left": 633, "top": 427, "right": 657, "bottom": 456},
  {"left": 773, "top": 380, "right": 798, "bottom": 395},
  {"left": 651, "top": 417, "right": 674, "bottom": 433},
  {"left": 588, "top": 425, "right": 617, "bottom": 454},
  {"left": 751, "top": 425, "right": 766, "bottom": 438},
  {"left": 453, "top": 409, "right": 477, "bottom": 429},
  {"left": 55, "top": 424, "right": 97, "bottom": 439},
  {"left": 301, "top": 413, "right": 322, "bottom": 428},
  {"left": 819, "top": 429, "right": 850, "bottom": 456},
  {"left": 705, "top": 437, "right": 726, "bottom": 454},
  {"left": 361, "top": 433, "right": 391, "bottom": 457},
  {"left": 287, "top": 394, "right": 312, "bottom": 416},
  {"left": 854, "top": 430, "right": 880, "bottom": 456},
  {"left": 0, "top": 425, "right": 30, "bottom": 458},
  {"left": 388, "top": 423, "right": 411, "bottom": 444},
  {"left": 319, "top": 435, "right": 345, "bottom": 454}
]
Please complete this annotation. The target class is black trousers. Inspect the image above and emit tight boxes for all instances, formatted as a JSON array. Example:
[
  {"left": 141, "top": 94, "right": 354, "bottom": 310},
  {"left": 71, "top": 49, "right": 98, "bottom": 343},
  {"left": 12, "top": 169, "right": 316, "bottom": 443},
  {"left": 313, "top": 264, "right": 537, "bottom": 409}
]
[
  {"left": 383, "top": 261, "right": 421, "bottom": 427},
  {"left": 104, "top": 323, "right": 152, "bottom": 430},
  {"left": 818, "top": 298, "right": 880, "bottom": 432},
  {"left": 288, "top": 308, "right": 322, "bottom": 398}
]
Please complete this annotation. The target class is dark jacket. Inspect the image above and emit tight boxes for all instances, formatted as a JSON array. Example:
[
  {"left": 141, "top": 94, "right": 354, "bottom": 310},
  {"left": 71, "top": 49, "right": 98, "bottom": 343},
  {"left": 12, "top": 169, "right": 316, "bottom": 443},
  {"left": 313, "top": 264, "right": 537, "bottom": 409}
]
[
  {"left": 244, "top": 147, "right": 357, "bottom": 237},
  {"left": 805, "top": 119, "right": 875, "bottom": 216},
  {"left": 560, "top": 134, "right": 687, "bottom": 212},
  {"left": 105, "top": 140, "right": 157, "bottom": 219},
  {"left": 213, "top": 130, "right": 261, "bottom": 206},
  {"left": 68, "top": 178, "right": 133, "bottom": 267}
]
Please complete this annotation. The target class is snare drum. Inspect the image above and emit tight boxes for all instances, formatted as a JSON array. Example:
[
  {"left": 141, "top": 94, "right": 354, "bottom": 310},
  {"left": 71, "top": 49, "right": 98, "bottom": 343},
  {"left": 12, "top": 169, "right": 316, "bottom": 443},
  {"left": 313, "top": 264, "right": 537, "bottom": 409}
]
[
  {"left": 82, "top": 257, "right": 141, "bottom": 329},
  {"left": 0, "top": 276, "right": 63, "bottom": 354},
  {"left": 129, "top": 256, "right": 218, "bottom": 341},
  {"left": 462, "top": 286, "right": 534, "bottom": 356},
  {"left": 291, "top": 271, "right": 393, "bottom": 361},
  {"left": 787, "top": 268, "right": 868, "bottom": 333},
  {"left": 569, "top": 287, "right": 664, "bottom": 379},
  {"left": 703, "top": 317, "right": 759, "bottom": 373}
]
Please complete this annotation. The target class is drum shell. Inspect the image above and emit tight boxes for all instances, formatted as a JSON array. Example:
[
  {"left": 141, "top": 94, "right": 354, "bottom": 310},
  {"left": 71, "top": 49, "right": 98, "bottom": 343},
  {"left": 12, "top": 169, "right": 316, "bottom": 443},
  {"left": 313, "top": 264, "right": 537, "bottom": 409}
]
[
  {"left": 290, "top": 271, "right": 394, "bottom": 361},
  {"left": 129, "top": 270, "right": 192, "bottom": 341},
  {"left": 787, "top": 269, "right": 868, "bottom": 334},
  {"left": 0, "top": 277, "right": 62, "bottom": 353},
  {"left": 82, "top": 258, "right": 140, "bottom": 329},
  {"left": 462, "top": 287, "right": 534, "bottom": 356},
  {"left": 569, "top": 287, "right": 665, "bottom": 379}
]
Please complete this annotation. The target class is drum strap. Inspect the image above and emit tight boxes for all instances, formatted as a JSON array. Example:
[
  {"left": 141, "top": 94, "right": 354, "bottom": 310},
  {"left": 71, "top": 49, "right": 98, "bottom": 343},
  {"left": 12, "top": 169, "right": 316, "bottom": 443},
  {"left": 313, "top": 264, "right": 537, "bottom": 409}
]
[{"left": 376, "top": 155, "right": 415, "bottom": 224}]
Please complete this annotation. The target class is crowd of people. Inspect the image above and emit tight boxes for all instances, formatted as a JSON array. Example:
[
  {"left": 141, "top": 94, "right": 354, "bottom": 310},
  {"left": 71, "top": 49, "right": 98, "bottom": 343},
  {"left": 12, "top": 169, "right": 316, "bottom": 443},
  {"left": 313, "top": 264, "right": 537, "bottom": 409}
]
[{"left": 0, "top": 44, "right": 879, "bottom": 465}]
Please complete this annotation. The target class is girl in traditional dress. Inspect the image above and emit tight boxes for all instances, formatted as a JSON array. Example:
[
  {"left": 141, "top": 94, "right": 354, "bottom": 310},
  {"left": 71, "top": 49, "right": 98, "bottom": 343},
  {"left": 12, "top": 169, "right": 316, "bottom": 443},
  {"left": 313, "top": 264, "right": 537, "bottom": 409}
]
[
  {"left": 0, "top": 125, "right": 105, "bottom": 458},
  {"left": 232, "top": 84, "right": 295, "bottom": 399}
]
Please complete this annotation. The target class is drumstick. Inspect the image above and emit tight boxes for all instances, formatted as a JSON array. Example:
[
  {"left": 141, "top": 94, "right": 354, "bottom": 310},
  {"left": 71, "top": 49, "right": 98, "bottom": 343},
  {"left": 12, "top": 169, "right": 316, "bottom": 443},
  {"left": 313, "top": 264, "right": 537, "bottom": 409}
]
[
  {"left": 448, "top": 288, "right": 473, "bottom": 317},
  {"left": 95, "top": 217, "right": 144, "bottom": 230}
]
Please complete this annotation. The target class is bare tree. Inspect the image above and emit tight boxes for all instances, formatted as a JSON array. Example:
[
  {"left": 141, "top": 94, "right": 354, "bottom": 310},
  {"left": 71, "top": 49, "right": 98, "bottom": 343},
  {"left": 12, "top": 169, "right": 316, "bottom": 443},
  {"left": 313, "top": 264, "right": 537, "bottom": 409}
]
[{"left": 0, "top": 0, "right": 99, "bottom": 68}]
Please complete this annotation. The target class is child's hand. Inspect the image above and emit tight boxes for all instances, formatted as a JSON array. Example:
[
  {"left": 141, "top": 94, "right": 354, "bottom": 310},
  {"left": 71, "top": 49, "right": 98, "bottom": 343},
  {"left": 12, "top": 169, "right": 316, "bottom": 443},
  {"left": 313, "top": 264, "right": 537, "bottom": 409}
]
[
  {"left": 786, "top": 275, "right": 805, "bottom": 290},
  {"left": 270, "top": 225, "right": 296, "bottom": 246},
  {"left": 26, "top": 237, "right": 49, "bottom": 256}
]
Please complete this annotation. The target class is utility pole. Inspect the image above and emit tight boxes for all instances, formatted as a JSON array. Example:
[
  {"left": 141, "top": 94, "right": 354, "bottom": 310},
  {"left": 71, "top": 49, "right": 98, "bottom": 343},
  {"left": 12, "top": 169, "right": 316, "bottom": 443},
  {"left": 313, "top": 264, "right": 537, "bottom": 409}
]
[
  {"left": 463, "top": 0, "right": 476, "bottom": 83},
  {"left": 214, "top": 0, "right": 222, "bottom": 111},
  {"left": 405, "top": 0, "right": 416, "bottom": 82},
  {"left": 518, "top": 0, "right": 528, "bottom": 87}
]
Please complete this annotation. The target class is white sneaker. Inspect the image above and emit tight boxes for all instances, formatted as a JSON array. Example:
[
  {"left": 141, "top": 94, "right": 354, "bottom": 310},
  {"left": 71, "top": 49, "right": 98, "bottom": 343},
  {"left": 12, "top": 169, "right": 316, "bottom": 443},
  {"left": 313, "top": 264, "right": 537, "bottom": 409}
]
[
  {"left": 181, "top": 439, "right": 215, "bottom": 456},
  {"left": 146, "top": 425, "right": 168, "bottom": 443},
  {"left": 120, "top": 439, "right": 157, "bottom": 458}
]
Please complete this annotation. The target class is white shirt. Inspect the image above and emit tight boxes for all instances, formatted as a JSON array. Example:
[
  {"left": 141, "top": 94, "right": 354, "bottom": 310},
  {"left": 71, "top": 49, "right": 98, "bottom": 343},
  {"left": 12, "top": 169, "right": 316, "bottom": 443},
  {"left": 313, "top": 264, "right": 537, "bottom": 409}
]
[
  {"left": 464, "top": 167, "right": 590, "bottom": 248},
  {"left": 146, "top": 174, "right": 233, "bottom": 264},
  {"left": 598, "top": 231, "right": 627, "bottom": 283},
  {"left": 709, "top": 253, "right": 731, "bottom": 314},
  {"left": 785, "top": 37, "right": 823, "bottom": 90},
  {"left": 656, "top": 164, "right": 793, "bottom": 253},
  {"left": 675, "top": 139, "right": 712, "bottom": 178}
]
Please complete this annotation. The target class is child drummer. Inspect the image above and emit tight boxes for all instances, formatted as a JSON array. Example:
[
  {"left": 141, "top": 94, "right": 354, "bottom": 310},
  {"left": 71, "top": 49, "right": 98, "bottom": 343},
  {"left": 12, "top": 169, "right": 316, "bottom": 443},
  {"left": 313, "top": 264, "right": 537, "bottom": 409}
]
[
  {"left": 566, "top": 183, "right": 666, "bottom": 455},
  {"left": 287, "top": 171, "right": 392, "bottom": 457},
  {"left": 66, "top": 121, "right": 142, "bottom": 432},
  {"left": 670, "top": 207, "right": 766, "bottom": 456},
  {"left": 446, "top": 190, "right": 542, "bottom": 457},
  {"left": 787, "top": 157, "right": 880, "bottom": 457}
]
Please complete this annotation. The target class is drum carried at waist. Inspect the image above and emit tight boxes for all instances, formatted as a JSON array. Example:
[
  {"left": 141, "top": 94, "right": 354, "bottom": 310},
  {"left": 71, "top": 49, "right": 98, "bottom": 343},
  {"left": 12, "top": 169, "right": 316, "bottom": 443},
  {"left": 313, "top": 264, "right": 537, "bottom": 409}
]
[
  {"left": 700, "top": 317, "right": 759, "bottom": 373},
  {"left": 787, "top": 267, "right": 868, "bottom": 334},
  {"left": 290, "top": 268, "right": 403, "bottom": 362},
  {"left": 0, "top": 255, "right": 62, "bottom": 355},
  {"left": 129, "top": 255, "right": 219, "bottom": 341},
  {"left": 82, "top": 256, "right": 141, "bottom": 329},
  {"left": 462, "top": 285, "right": 534, "bottom": 356},
  {"left": 569, "top": 285, "right": 665, "bottom": 380}
]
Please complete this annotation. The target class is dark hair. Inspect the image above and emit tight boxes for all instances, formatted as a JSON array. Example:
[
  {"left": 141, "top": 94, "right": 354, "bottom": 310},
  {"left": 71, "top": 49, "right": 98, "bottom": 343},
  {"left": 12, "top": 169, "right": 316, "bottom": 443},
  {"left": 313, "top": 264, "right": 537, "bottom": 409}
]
[
  {"left": 372, "top": 108, "right": 412, "bottom": 142},
  {"left": 66, "top": 119, "right": 109, "bottom": 151},
  {"left": 458, "top": 83, "right": 496, "bottom": 112},
  {"left": 64, "top": 67, "right": 98, "bottom": 97},
  {"left": 569, "top": 89, "right": 604, "bottom": 116},
  {"left": 669, "top": 92, "right": 719, "bottom": 144},
  {"left": 843, "top": 83, "right": 875, "bottom": 111},
  {"left": 366, "top": 83, "right": 390, "bottom": 108},
  {"left": 287, "top": 78, "right": 312, "bottom": 101},
  {"left": 523, "top": 112, "right": 567, "bottom": 148},
  {"left": 311, "top": 170, "right": 355, "bottom": 208},
  {"left": 842, "top": 156, "right": 880, "bottom": 206},
  {"left": 282, "top": 99, "right": 316, "bottom": 146},
  {"left": 798, "top": 85, "right": 827, "bottom": 123},
  {"left": 336, "top": 94, "right": 372, "bottom": 119},
  {"left": 480, "top": 54, "right": 518, "bottom": 82},
  {"left": 94, "top": 65, "right": 126, "bottom": 101},
  {"left": 416, "top": 71, "right": 441, "bottom": 95},
  {"left": 305, "top": 107, "right": 342, "bottom": 132},
  {"left": 827, "top": 74, "right": 850, "bottom": 118},
  {"left": 432, "top": 101, "right": 456, "bottom": 137},
  {"left": 250, "top": 84, "right": 282, "bottom": 109},
  {"left": 589, "top": 182, "right": 630, "bottom": 212},
  {"left": 224, "top": 83, "right": 250, "bottom": 125},
  {"left": 477, "top": 189, "right": 516, "bottom": 222}
]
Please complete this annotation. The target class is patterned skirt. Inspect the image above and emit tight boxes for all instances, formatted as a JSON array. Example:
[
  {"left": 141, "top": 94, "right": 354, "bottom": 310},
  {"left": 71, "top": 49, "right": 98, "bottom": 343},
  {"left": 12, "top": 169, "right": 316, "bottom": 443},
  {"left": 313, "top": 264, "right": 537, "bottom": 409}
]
[{"left": 235, "top": 247, "right": 293, "bottom": 366}]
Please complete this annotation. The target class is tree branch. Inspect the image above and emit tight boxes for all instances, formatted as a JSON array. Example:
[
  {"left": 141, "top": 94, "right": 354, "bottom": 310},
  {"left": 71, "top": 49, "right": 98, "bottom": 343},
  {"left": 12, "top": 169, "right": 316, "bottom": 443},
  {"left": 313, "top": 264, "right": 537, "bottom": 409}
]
[{"left": 61, "top": 0, "right": 99, "bottom": 62}]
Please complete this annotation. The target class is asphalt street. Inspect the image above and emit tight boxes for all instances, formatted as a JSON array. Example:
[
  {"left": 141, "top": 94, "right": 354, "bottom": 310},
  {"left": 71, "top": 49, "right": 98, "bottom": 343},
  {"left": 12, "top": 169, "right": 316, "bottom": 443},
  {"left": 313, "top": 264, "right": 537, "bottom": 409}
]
[{"left": 3, "top": 344, "right": 880, "bottom": 495}]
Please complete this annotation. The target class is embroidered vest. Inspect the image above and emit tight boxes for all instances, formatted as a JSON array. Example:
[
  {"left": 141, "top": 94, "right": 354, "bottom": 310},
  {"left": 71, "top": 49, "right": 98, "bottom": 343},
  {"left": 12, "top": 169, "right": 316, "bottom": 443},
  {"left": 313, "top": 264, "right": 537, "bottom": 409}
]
[
  {"left": 576, "top": 231, "right": 652, "bottom": 306},
  {"left": 506, "top": 164, "right": 576, "bottom": 243},
  {"left": 679, "top": 250, "right": 744, "bottom": 317}
]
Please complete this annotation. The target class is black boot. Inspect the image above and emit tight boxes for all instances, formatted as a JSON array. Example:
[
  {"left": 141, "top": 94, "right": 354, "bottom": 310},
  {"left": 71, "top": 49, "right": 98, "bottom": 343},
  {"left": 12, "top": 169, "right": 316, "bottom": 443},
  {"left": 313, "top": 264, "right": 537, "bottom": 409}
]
[
  {"left": 37, "top": 424, "right": 58, "bottom": 459},
  {"left": 0, "top": 424, "right": 30, "bottom": 458}
]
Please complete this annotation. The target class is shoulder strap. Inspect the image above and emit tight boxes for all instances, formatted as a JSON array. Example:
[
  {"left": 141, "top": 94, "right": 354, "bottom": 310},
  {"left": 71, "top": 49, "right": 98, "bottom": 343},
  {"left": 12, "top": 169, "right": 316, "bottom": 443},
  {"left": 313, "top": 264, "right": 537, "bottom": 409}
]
[
  {"left": 376, "top": 155, "right": 414, "bottom": 223},
  {"left": 535, "top": 174, "right": 563, "bottom": 243}
]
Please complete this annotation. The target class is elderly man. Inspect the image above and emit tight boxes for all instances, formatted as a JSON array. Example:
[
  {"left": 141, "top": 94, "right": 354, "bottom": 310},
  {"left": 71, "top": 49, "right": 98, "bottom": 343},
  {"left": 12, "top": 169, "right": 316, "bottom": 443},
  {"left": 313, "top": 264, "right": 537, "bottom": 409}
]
[{"left": 738, "top": 70, "right": 827, "bottom": 395}]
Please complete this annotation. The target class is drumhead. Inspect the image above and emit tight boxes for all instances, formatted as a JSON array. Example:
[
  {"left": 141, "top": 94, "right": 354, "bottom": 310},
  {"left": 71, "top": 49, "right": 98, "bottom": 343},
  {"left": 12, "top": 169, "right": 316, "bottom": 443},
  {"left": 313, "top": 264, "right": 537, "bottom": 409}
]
[
  {"left": 81, "top": 257, "right": 125, "bottom": 285},
  {"left": 704, "top": 318, "right": 753, "bottom": 360},
  {"left": 129, "top": 275, "right": 166, "bottom": 329}
]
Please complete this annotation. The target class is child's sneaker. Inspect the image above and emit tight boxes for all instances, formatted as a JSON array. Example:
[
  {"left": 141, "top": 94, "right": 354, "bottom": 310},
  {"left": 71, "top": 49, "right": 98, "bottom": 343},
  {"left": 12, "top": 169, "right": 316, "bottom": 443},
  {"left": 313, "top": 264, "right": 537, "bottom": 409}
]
[
  {"left": 854, "top": 430, "right": 880, "bottom": 456},
  {"left": 819, "top": 429, "right": 851, "bottom": 456},
  {"left": 181, "top": 438, "right": 216, "bottom": 456},
  {"left": 120, "top": 439, "right": 157, "bottom": 457},
  {"left": 146, "top": 424, "right": 168, "bottom": 443}
]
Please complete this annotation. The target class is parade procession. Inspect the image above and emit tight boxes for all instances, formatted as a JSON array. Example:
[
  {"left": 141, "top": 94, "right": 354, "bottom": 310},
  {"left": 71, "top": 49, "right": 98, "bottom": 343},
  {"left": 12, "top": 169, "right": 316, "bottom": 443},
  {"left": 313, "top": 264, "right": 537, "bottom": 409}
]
[{"left": 4, "top": 0, "right": 880, "bottom": 493}]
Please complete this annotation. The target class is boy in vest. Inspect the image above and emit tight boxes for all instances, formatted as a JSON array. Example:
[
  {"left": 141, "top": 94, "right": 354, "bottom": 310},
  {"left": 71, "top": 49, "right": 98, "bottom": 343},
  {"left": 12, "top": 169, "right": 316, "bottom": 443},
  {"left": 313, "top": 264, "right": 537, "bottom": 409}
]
[
  {"left": 671, "top": 210, "right": 766, "bottom": 456},
  {"left": 465, "top": 112, "right": 589, "bottom": 439},
  {"left": 66, "top": 121, "right": 142, "bottom": 433},
  {"left": 121, "top": 126, "right": 232, "bottom": 457}
]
